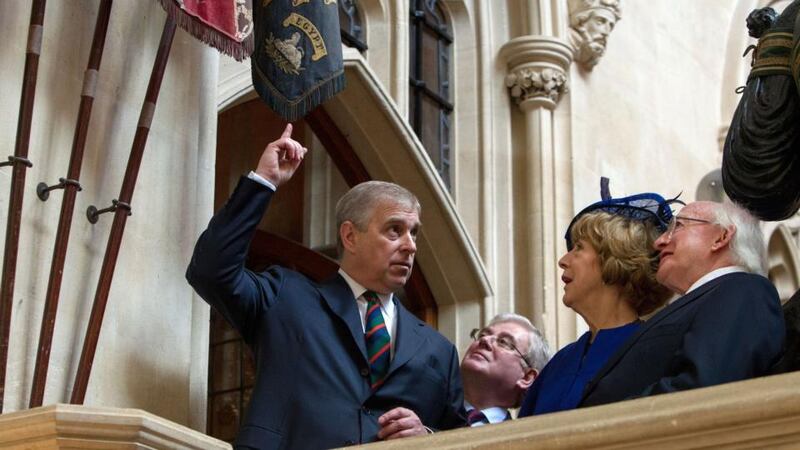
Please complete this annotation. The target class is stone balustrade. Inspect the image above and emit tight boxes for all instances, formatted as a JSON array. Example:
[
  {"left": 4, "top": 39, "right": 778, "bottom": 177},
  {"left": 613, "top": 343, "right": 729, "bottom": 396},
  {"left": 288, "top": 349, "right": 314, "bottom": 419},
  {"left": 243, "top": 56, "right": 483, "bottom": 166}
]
[
  {"left": 2, "top": 372, "right": 799, "bottom": 449},
  {"left": 0, "top": 403, "right": 230, "bottom": 449},
  {"left": 358, "top": 371, "right": 800, "bottom": 449}
]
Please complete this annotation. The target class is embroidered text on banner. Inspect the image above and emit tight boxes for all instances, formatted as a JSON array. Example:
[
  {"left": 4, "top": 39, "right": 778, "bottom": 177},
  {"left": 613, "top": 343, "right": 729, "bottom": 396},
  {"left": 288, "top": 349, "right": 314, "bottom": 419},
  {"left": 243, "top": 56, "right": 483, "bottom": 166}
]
[{"left": 252, "top": 0, "right": 345, "bottom": 121}]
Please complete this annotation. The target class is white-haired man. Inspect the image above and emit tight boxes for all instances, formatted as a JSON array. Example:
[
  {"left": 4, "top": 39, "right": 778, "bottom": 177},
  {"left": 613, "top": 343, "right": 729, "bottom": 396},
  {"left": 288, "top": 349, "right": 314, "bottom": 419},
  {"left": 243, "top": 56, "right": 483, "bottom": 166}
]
[
  {"left": 377, "top": 313, "right": 551, "bottom": 438},
  {"left": 581, "top": 201, "right": 785, "bottom": 406}
]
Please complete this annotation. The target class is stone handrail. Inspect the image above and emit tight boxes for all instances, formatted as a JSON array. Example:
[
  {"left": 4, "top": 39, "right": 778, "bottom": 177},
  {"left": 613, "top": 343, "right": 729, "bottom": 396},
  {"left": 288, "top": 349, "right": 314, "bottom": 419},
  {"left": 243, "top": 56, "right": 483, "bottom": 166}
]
[
  {"left": 0, "top": 403, "right": 230, "bottom": 449},
  {"left": 358, "top": 371, "right": 800, "bottom": 449},
  {"left": 3, "top": 373, "right": 798, "bottom": 448}
]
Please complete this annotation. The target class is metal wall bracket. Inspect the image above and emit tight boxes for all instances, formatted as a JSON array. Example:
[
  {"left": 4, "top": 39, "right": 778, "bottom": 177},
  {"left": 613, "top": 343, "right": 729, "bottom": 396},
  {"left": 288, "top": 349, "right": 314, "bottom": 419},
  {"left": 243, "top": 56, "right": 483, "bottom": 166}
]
[
  {"left": 86, "top": 199, "right": 131, "bottom": 224},
  {"left": 36, "top": 178, "right": 82, "bottom": 201},
  {"left": 0, "top": 156, "right": 33, "bottom": 168}
]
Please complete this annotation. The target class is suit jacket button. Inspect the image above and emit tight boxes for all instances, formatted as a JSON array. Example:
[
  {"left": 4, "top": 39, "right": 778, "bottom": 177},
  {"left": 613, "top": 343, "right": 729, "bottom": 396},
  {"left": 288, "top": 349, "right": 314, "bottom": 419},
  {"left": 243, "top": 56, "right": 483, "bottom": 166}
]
[
  {"left": 362, "top": 406, "right": 371, "bottom": 415},
  {"left": 360, "top": 367, "right": 369, "bottom": 377}
]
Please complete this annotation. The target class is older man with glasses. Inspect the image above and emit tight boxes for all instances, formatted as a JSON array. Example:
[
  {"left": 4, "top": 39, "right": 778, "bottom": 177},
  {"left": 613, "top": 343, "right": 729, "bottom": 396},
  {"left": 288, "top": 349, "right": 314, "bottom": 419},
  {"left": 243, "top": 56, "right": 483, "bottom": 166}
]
[
  {"left": 377, "top": 313, "right": 550, "bottom": 437},
  {"left": 580, "top": 201, "right": 785, "bottom": 407},
  {"left": 460, "top": 314, "right": 551, "bottom": 425}
]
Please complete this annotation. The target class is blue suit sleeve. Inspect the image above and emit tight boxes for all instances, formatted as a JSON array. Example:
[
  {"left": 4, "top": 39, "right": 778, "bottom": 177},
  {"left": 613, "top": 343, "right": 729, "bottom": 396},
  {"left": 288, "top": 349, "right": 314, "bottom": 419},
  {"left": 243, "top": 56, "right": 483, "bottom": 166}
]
[
  {"left": 640, "top": 275, "right": 784, "bottom": 396},
  {"left": 186, "top": 176, "right": 285, "bottom": 343},
  {"left": 441, "top": 343, "right": 467, "bottom": 429}
]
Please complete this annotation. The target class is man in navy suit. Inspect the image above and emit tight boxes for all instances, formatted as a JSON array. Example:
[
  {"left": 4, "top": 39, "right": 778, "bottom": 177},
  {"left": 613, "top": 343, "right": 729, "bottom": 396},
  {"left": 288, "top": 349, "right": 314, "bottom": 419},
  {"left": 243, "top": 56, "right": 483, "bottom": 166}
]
[
  {"left": 187, "top": 124, "right": 464, "bottom": 449},
  {"left": 377, "top": 313, "right": 550, "bottom": 437},
  {"left": 581, "top": 201, "right": 784, "bottom": 407}
]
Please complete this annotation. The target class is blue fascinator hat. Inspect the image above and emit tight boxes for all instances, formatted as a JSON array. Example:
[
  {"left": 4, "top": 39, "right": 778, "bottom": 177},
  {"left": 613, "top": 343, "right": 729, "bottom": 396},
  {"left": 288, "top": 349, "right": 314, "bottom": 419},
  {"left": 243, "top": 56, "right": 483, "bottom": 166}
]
[{"left": 565, "top": 178, "right": 683, "bottom": 250}]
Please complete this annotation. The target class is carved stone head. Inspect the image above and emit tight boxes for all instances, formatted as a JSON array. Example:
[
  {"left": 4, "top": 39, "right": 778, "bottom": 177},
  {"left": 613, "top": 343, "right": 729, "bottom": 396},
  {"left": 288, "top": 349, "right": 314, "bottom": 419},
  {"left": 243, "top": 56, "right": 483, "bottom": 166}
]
[{"left": 568, "top": 0, "right": 621, "bottom": 69}]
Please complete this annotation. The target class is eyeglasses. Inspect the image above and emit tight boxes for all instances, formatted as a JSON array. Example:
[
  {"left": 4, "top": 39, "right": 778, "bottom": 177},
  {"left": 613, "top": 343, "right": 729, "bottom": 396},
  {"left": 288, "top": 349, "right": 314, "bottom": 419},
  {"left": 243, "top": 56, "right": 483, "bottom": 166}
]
[
  {"left": 665, "top": 215, "right": 714, "bottom": 239},
  {"left": 470, "top": 328, "right": 531, "bottom": 368}
]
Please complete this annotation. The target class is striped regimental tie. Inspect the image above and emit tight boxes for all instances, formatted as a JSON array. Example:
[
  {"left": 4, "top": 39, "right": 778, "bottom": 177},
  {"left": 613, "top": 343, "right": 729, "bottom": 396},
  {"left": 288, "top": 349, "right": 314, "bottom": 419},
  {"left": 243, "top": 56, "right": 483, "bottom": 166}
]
[{"left": 364, "top": 291, "right": 391, "bottom": 389}]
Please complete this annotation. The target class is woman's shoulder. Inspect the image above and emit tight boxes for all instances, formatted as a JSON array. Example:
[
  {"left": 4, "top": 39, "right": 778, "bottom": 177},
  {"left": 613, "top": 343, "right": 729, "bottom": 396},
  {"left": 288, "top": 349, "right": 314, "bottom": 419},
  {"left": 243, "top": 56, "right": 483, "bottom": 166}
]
[{"left": 547, "top": 332, "right": 592, "bottom": 364}]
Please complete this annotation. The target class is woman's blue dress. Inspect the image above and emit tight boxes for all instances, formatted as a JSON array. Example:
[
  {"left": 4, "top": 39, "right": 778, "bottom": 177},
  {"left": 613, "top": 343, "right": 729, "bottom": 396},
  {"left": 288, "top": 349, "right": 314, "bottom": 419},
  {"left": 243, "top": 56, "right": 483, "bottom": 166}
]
[{"left": 518, "top": 321, "right": 639, "bottom": 416}]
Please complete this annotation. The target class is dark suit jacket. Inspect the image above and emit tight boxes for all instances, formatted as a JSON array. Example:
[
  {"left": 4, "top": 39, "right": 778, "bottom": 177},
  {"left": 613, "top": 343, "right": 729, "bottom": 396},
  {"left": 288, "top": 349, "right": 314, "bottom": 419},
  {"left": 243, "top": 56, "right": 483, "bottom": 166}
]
[
  {"left": 187, "top": 177, "right": 464, "bottom": 449},
  {"left": 769, "top": 288, "right": 800, "bottom": 374},
  {"left": 581, "top": 272, "right": 784, "bottom": 407}
]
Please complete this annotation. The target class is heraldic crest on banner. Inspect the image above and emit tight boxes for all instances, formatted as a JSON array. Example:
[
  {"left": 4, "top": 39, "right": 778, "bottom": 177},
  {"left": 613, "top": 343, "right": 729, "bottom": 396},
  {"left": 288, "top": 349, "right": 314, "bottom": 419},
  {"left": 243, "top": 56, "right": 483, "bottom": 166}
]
[
  {"left": 265, "top": 32, "right": 305, "bottom": 74},
  {"left": 252, "top": 0, "right": 345, "bottom": 121}
]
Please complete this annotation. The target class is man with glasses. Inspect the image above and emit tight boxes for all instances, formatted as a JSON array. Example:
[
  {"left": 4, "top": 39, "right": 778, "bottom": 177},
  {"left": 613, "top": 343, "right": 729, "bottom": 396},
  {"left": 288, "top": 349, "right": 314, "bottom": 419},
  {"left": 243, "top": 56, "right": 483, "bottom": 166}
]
[
  {"left": 377, "top": 313, "right": 550, "bottom": 437},
  {"left": 581, "top": 201, "right": 784, "bottom": 407},
  {"left": 460, "top": 314, "right": 551, "bottom": 425}
]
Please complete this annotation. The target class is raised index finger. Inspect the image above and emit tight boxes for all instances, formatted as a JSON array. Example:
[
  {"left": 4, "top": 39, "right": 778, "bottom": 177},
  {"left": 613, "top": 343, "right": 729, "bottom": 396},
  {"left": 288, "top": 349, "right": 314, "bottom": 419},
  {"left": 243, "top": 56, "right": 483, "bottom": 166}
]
[{"left": 281, "top": 123, "right": 293, "bottom": 139}]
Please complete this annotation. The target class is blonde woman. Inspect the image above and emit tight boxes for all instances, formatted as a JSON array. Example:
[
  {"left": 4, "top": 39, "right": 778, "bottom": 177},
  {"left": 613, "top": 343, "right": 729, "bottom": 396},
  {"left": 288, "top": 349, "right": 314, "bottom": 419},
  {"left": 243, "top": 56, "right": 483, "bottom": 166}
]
[{"left": 519, "top": 193, "right": 678, "bottom": 416}]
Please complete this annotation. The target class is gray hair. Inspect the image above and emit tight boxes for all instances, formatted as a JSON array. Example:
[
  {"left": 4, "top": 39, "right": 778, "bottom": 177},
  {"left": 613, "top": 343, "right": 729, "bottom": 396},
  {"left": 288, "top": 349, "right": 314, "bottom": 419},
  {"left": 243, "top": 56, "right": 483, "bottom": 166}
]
[
  {"left": 487, "top": 313, "right": 552, "bottom": 373},
  {"left": 710, "top": 202, "right": 766, "bottom": 275},
  {"left": 335, "top": 181, "right": 420, "bottom": 257}
]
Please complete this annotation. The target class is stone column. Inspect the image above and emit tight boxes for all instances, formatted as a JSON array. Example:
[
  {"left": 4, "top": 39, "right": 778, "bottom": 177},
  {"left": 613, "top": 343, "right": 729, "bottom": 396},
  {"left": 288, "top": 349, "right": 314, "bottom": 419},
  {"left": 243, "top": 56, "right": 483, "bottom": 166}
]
[{"left": 499, "top": 35, "right": 574, "bottom": 348}]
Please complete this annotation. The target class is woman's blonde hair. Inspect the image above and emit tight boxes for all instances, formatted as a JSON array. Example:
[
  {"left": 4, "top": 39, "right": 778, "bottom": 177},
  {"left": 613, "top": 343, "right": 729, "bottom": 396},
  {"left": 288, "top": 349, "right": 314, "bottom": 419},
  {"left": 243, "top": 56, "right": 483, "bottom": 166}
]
[{"left": 569, "top": 211, "right": 671, "bottom": 315}]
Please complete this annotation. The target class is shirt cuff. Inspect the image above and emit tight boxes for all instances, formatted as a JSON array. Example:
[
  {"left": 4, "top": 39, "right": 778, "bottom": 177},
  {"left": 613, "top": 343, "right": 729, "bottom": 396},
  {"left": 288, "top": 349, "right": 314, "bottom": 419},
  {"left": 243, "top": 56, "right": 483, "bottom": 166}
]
[{"left": 247, "top": 171, "right": 277, "bottom": 191}]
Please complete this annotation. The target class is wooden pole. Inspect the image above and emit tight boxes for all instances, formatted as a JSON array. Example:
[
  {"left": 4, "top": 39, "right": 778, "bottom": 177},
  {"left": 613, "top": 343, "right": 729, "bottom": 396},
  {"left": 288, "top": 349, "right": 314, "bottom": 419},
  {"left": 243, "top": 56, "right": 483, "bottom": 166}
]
[
  {"left": 0, "top": 0, "right": 47, "bottom": 413},
  {"left": 29, "top": 0, "right": 114, "bottom": 408},
  {"left": 70, "top": 16, "right": 176, "bottom": 405}
]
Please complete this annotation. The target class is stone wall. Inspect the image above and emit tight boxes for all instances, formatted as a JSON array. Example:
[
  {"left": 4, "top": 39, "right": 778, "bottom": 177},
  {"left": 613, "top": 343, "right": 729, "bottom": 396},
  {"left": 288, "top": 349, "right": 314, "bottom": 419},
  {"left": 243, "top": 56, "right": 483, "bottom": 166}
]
[{"left": 0, "top": 0, "right": 216, "bottom": 430}]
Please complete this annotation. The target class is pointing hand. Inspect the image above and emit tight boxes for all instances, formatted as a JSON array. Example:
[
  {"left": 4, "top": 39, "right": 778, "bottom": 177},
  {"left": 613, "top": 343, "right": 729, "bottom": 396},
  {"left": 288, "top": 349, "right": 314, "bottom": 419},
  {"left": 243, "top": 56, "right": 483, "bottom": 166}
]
[{"left": 255, "top": 123, "right": 308, "bottom": 187}]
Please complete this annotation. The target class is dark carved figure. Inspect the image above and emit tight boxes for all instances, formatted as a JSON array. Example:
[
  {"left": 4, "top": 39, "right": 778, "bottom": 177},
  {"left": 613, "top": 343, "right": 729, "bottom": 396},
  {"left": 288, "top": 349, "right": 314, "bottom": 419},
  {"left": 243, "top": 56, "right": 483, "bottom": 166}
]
[
  {"left": 746, "top": 7, "right": 777, "bottom": 38},
  {"left": 722, "top": 1, "right": 800, "bottom": 221},
  {"left": 724, "top": 1, "right": 800, "bottom": 376}
]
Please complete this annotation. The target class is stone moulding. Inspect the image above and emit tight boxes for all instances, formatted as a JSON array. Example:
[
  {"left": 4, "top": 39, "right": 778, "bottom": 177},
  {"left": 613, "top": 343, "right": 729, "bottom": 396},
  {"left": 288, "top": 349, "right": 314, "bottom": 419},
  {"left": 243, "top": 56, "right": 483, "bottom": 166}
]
[
  {"left": 499, "top": 36, "right": 573, "bottom": 110},
  {"left": 0, "top": 404, "right": 230, "bottom": 449},
  {"left": 324, "top": 49, "right": 494, "bottom": 310},
  {"left": 360, "top": 371, "right": 800, "bottom": 449}
]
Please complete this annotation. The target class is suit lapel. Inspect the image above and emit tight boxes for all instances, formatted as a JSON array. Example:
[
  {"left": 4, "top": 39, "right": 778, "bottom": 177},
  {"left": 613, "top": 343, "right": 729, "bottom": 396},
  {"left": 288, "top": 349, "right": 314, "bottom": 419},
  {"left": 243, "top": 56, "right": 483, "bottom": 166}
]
[
  {"left": 580, "top": 278, "right": 725, "bottom": 401},
  {"left": 317, "top": 274, "right": 368, "bottom": 363},
  {"left": 387, "top": 300, "right": 426, "bottom": 376}
]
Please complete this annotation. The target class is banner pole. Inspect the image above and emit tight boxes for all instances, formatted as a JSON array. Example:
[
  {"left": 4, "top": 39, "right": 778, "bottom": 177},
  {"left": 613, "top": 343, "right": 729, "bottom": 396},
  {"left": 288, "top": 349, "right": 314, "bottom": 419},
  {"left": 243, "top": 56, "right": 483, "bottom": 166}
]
[
  {"left": 0, "top": 0, "right": 48, "bottom": 413},
  {"left": 70, "top": 15, "right": 176, "bottom": 405}
]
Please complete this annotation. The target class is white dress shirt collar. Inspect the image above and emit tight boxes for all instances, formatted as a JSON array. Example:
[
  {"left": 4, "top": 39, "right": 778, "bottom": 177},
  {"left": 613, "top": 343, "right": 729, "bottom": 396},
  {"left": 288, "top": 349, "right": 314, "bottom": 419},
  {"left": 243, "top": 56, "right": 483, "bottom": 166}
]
[
  {"left": 338, "top": 269, "right": 392, "bottom": 306},
  {"left": 464, "top": 401, "right": 510, "bottom": 426},
  {"left": 338, "top": 269, "right": 397, "bottom": 357},
  {"left": 685, "top": 266, "right": 746, "bottom": 295}
]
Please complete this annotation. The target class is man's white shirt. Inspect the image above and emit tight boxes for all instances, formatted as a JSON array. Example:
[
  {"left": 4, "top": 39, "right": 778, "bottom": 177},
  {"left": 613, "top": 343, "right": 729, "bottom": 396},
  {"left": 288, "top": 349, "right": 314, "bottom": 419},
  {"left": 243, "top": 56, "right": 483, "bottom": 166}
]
[
  {"left": 464, "top": 402, "right": 509, "bottom": 426},
  {"left": 685, "top": 266, "right": 746, "bottom": 295},
  {"left": 247, "top": 171, "right": 277, "bottom": 191}
]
